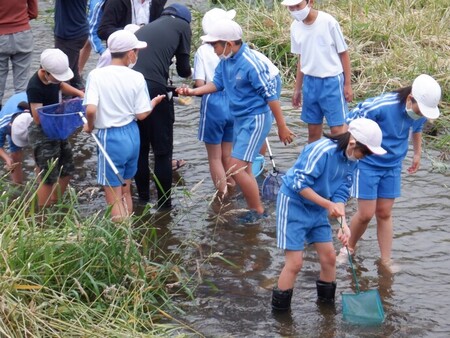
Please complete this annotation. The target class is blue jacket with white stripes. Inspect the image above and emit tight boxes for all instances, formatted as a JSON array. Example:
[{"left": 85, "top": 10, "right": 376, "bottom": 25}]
[
  {"left": 281, "top": 138, "right": 357, "bottom": 206},
  {"left": 212, "top": 43, "right": 278, "bottom": 118}
]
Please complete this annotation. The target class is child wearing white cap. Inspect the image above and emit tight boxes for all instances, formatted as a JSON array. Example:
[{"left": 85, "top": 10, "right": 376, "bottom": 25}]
[
  {"left": 272, "top": 118, "right": 386, "bottom": 312},
  {"left": 0, "top": 92, "right": 32, "bottom": 184},
  {"left": 339, "top": 74, "right": 442, "bottom": 268},
  {"left": 281, "top": 0, "right": 353, "bottom": 143},
  {"left": 27, "top": 48, "right": 85, "bottom": 208},
  {"left": 178, "top": 19, "right": 294, "bottom": 220},
  {"left": 83, "top": 29, "right": 165, "bottom": 222}
]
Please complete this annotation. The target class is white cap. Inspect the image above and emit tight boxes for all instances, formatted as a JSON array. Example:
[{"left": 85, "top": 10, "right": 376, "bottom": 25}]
[
  {"left": 11, "top": 113, "right": 33, "bottom": 148},
  {"left": 348, "top": 118, "right": 387, "bottom": 155},
  {"left": 124, "top": 24, "right": 141, "bottom": 34},
  {"left": 40, "top": 49, "right": 74, "bottom": 82},
  {"left": 202, "top": 8, "right": 236, "bottom": 34},
  {"left": 107, "top": 30, "right": 147, "bottom": 53},
  {"left": 281, "top": 0, "right": 305, "bottom": 6},
  {"left": 201, "top": 19, "right": 242, "bottom": 42},
  {"left": 411, "top": 74, "right": 441, "bottom": 119}
]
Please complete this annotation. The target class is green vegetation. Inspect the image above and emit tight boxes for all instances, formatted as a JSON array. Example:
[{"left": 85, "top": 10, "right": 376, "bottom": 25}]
[
  {"left": 195, "top": 0, "right": 449, "bottom": 153},
  {"left": 0, "top": 176, "right": 204, "bottom": 336}
]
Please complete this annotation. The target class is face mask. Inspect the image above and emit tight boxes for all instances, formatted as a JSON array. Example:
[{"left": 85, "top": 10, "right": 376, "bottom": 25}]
[
  {"left": 219, "top": 43, "right": 233, "bottom": 60},
  {"left": 290, "top": 5, "right": 311, "bottom": 22},
  {"left": 406, "top": 109, "right": 422, "bottom": 120},
  {"left": 345, "top": 146, "right": 358, "bottom": 162},
  {"left": 45, "top": 73, "right": 60, "bottom": 85},
  {"left": 128, "top": 52, "right": 138, "bottom": 69}
]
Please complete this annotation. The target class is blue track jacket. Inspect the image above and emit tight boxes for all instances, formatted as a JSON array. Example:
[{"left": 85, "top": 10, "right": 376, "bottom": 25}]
[{"left": 212, "top": 43, "right": 278, "bottom": 117}]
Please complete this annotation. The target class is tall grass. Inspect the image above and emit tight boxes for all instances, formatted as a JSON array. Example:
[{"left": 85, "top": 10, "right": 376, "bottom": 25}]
[
  {"left": 0, "top": 176, "right": 204, "bottom": 336},
  {"left": 196, "top": 0, "right": 449, "bottom": 152}
]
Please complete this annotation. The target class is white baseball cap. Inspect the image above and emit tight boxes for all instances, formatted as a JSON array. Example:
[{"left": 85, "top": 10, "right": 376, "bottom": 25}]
[
  {"left": 411, "top": 74, "right": 441, "bottom": 119},
  {"left": 107, "top": 30, "right": 147, "bottom": 53},
  {"left": 348, "top": 118, "right": 387, "bottom": 155},
  {"left": 281, "top": 0, "right": 305, "bottom": 6},
  {"left": 40, "top": 48, "right": 74, "bottom": 82},
  {"left": 201, "top": 19, "right": 242, "bottom": 42},
  {"left": 11, "top": 113, "right": 33, "bottom": 148},
  {"left": 124, "top": 24, "right": 141, "bottom": 34},
  {"left": 202, "top": 8, "right": 236, "bottom": 34}
]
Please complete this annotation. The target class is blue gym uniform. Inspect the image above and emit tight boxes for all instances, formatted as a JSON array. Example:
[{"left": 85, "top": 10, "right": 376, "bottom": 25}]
[
  {"left": 347, "top": 92, "right": 426, "bottom": 199},
  {"left": 96, "top": 121, "right": 140, "bottom": 187},
  {"left": 213, "top": 43, "right": 277, "bottom": 162},
  {"left": 277, "top": 138, "right": 356, "bottom": 250},
  {"left": 0, "top": 92, "right": 28, "bottom": 152}
]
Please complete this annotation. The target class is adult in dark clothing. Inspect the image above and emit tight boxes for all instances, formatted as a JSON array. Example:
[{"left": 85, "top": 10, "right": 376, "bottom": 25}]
[
  {"left": 54, "top": 0, "right": 89, "bottom": 89},
  {"left": 133, "top": 3, "right": 192, "bottom": 208},
  {"left": 98, "top": 0, "right": 167, "bottom": 41}
]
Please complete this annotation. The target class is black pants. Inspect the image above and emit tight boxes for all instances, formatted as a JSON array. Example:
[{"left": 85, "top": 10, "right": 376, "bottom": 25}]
[
  {"left": 54, "top": 35, "right": 87, "bottom": 88},
  {"left": 135, "top": 81, "right": 174, "bottom": 208}
]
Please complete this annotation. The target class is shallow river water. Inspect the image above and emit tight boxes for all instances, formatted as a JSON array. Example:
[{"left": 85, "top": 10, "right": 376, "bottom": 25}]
[{"left": 2, "top": 1, "right": 450, "bottom": 337}]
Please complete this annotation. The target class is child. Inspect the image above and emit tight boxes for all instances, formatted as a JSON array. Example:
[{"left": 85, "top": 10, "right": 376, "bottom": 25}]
[
  {"left": 83, "top": 29, "right": 165, "bottom": 222},
  {"left": 339, "top": 74, "right": 441, "bottom": 267},
  {"left": 271, "top": 118, "right": 386, "bottom": 312},
  {"left": 27, "top": 48, "right": 84, "bottom": 208},
  {"left": 0, "top": 92, "right": 32, "bottom": 184},
  {"left": 281, "top": 0, "right": 353, "bottom": 143},
  {"left": 177, "top": 19, "right": 294, "bottom": 219}
]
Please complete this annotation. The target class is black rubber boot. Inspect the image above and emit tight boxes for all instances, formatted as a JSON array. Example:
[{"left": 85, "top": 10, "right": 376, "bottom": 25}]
[
  {"left": 271, "top": 287, "right": 293, "bottom": 312},
  {"left": 316, "top": 280, "right": 337, "bottom": 303}
]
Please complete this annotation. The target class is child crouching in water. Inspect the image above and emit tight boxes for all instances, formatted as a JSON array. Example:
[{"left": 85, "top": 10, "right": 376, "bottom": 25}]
[{"left": 272, "top": 118, "right": 386, "bottom": 311}]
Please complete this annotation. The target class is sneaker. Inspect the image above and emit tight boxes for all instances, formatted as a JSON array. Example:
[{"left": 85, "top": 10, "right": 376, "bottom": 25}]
[
  {"left": 336, "top": 247, "right": 354, "bottom": 265},
  {"left": 238, "top": 210, "right": 268, "bottom": 224}
]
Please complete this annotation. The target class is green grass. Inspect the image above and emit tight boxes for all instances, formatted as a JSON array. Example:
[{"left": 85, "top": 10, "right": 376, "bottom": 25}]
[{"left": 194, "top": 0, "right": 449, "bottom": 153}]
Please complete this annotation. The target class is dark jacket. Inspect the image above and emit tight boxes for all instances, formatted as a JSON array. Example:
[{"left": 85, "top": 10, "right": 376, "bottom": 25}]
[
  {"left": 134, "top": 14, "right": 191, "bottom": 87},
  {"left": 98, "top": 0, "right": 167, "bottom": 41}
]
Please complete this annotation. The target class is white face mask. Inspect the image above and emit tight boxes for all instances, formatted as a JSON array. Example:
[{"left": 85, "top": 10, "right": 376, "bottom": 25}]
[
  {"left": 128, "top": 52, "right": 138, "bottom": 69},
  {"left": 406, "top": 109, "right": 422, "bottom": 120},
  {"left": 345, "top": 144, "right": 358, "bottom": 162},
  {"left": 45, "top": 73, "right": 60, "bottom": 85},
  {"left": 219, "top": 43, "right": 233, "bottom": 60},
  {"left": 290, "top": 5, "right": 311, "bottom": 22}
]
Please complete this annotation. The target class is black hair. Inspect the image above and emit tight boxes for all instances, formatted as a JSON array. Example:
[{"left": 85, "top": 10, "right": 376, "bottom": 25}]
[
  {"left": 324, "top": 131, "right": 373, "bottom": 156},
  {"left": 110, "top": 51, "right": 129, "bottom": 59},
  {"left": 17, "top": 101, "right": 30, "bottom": 110},
  {"left": 393, "top": 85, "right": 412, "bottom": 104}
]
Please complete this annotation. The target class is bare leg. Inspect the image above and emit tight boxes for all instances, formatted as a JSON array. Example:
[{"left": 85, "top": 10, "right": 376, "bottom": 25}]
[
  {"left": 206, "top": 143, "right": 229, "bottom": 195},
  {"left": 229, "top": 157, "right": 264, "bottom": 214},
  {"left": 348, "top": 199, "right": 377, "bottom": 252},
  {"left": 10, "top": 151, "right": 24, "bottom": 184},
  {"left": 78, "top": 40, "right": 91, "bottom": 75},
  {"left": 104, "top": 179, "right": 133, "bottom": 222},
  {"left": 277, "top": 250, "right": 303, "bottom": 290},
  {"left": 375, "top": 198, "right": 395, "bottom": 264},
  {"left": 315, "top": 242, "right": 337, "bottom": 282},
  {"left": 330, "top": 124, "right": 347, "bottom": 135},
  {"left": 307, "top": 123, "right": 323, "bottom": 143},
  {"left": 221, "top": 141, "right": 235, "bottom": 188}
]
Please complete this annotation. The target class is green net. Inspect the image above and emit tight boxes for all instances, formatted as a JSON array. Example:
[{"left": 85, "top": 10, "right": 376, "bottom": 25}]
[{"left": 342, "top": 289, "right": 385, "bottom": 325}]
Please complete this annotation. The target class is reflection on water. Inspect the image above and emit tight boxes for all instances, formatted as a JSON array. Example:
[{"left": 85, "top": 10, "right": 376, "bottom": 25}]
[{"left": 2, "top": 2, "right": 450, "bottom": 336}]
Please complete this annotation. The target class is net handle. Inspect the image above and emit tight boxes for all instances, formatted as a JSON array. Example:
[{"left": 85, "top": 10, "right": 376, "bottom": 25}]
[
  {"left": 265, "top": 138, "right": 279, "bottom": 174},
  {"left": 78, "top": 112, "right": 126, "bottom": 186},
  {"left": 338, "top": 217, "right": 361, "bottom": 294}
]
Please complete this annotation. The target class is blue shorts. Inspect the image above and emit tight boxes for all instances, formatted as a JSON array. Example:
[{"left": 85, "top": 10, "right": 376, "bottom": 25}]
[
  {"left": 351, "top": 166, "right": 402, "bottom": 199},
  {"left": 96, "top": 121, "right": 140, "bottom": 187},
  {"left": 276, "top": 189, "right": 332, "bottom": 250},
  {"left": 198, "top": 91, "right": 234, "bottom": 144},
  {"left": 301, "top": 74, "right": 348, "bottom": 127},
  {"left": 232, "top": 111, "right": 271, "bottom": 162}
]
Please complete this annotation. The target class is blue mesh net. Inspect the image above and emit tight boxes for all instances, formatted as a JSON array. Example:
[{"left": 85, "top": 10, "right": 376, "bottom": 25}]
[
  {"left": 262, "top": 171, "right": 285, "bottom": 201},
  {"left": 342, "top": 290, "right": 385, "bottom": 325},
  {"left": 36, "top": 98, "right": 85, "bottom": 140}
]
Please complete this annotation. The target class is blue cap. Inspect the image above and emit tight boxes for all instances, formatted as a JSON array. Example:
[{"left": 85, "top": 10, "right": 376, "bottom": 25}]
[{"left": 162, "top": 4, "right": 191, "bottom": 23}]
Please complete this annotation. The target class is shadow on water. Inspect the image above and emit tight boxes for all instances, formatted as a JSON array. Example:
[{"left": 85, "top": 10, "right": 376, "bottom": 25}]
[{"left": 2, "top": 1, "right": 450, "bottom": 336}]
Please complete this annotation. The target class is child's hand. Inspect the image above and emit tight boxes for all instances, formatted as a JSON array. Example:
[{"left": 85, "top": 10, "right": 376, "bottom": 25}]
[
  {"left": 292, "top": 89, "right": 302, "bottom": 108},
  {"left": 151, "top": 94, "right": 166, "bottom": 107},
  {"left": 338, "top": 222, "right": 351, "bottom": 247},
  {"left": 277, "top": 125, "right": 295, "bottom": 145},
  {"left": 407, "top": 154, "right": 421, "bottom": 174},
  {"left": 327, "top": 202, "right": 345, "bottom": 218},
  {"left": 176, "top": 85, "right": 192, "bottom": 96},
  {"left": 83, "top": 124, "right": 93, "bottom": 133}
]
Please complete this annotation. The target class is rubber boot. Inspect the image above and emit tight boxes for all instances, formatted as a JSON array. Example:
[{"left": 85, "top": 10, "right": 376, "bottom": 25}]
[
  {"left": 316, "top": 280, "right": 337, "bottom": 304},
  {"left": 271, "top": 287, "right": 293, "bottom": 312}
]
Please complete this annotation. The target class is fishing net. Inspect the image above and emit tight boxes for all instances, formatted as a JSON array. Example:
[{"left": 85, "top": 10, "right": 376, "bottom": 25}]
[
  {"left": 342, "top": 290, "right": 385, "bottom": 325},
  {"left": 262, "top": 170, "right": 285, "bottom": 201},
  {"left": 36, "top": 98, "right": 85, "bottom": 140}
]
